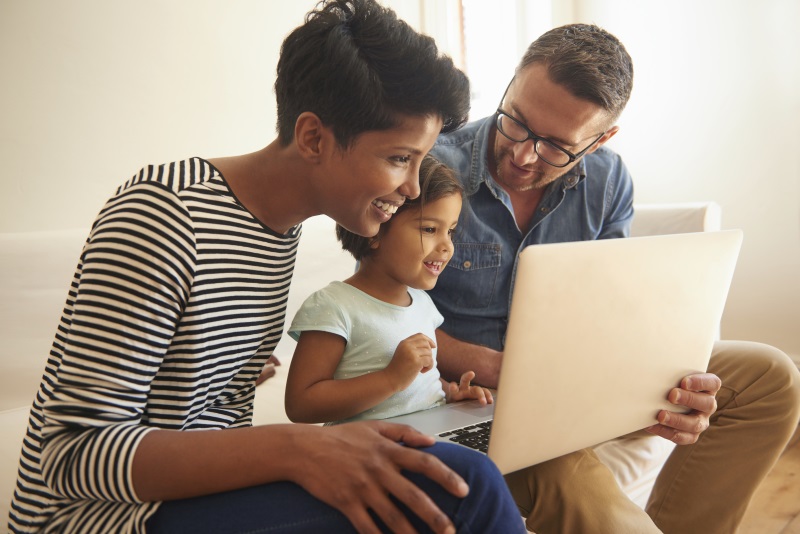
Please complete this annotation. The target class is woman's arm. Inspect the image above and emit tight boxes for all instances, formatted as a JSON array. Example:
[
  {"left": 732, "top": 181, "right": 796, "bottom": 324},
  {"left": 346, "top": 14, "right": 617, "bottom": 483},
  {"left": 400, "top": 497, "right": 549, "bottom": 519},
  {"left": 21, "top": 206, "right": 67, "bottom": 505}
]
[
  {"left": 285, "top": 330, "right": 435, "bottom": 423},
  {"left": 133, "top": 420, "right": 468, "bottom": 534}
]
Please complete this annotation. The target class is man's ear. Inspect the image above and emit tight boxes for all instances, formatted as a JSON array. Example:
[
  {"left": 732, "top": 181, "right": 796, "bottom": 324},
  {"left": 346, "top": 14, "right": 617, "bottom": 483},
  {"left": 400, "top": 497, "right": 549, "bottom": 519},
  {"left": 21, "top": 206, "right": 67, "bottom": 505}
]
[
  {"left": 587, "top": 125, "right": 620, "bottom": 155},
  {"left": 294, "top": 112, "right": 327, "bottom": 163}
]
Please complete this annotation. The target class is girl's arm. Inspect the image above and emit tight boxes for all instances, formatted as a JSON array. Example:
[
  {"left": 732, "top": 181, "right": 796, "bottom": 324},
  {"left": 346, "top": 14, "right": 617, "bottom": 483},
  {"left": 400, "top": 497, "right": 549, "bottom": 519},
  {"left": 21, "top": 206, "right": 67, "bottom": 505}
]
[{"left": 285, "top": 331, "right": 435, "bottom": 423}]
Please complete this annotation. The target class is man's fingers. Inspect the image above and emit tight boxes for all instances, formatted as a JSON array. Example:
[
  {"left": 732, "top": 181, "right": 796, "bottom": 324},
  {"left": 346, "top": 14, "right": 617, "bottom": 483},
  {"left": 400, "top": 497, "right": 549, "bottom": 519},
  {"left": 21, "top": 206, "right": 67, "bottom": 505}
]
[
  {"left": 668, "top": 387, "right": 718, "bottom": 414},
  {"left": 681, "top": 372, "right": 721, "bottom": 394},
  {"left": 645, "top": 423, "right": 700, "bottom": 445},
  {"left": 657, "top": 409, "right": 710, "bottom": 435}
]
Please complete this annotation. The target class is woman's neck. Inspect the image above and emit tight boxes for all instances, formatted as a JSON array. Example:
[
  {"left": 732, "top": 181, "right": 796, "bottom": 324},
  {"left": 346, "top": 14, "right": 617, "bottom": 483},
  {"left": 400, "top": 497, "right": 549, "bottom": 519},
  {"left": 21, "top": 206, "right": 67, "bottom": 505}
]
[{"left": 208, "top": 141, "right": 319, "bottom": 234}]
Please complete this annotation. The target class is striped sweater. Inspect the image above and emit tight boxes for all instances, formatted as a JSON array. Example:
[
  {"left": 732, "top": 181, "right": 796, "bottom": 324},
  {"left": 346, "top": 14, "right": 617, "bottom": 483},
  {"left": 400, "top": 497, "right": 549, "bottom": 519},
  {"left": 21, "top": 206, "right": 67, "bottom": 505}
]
[{"left": 9, "top": 158, "right": 300, "bottom": 533}]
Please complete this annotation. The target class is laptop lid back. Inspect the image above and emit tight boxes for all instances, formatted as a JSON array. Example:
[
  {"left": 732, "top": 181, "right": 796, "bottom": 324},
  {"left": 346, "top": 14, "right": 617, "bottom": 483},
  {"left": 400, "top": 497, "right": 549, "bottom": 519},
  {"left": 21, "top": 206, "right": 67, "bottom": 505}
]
[{"left": 487, "top": 230, "right": 742, "bottom": 474}]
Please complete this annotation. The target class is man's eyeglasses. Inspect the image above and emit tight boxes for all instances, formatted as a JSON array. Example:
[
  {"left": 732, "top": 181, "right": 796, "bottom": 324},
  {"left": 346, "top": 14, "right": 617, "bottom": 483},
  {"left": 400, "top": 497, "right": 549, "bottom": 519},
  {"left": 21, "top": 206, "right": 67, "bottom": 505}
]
[{"left": 494, "top": 111, "right": 605, "bottom": 168}]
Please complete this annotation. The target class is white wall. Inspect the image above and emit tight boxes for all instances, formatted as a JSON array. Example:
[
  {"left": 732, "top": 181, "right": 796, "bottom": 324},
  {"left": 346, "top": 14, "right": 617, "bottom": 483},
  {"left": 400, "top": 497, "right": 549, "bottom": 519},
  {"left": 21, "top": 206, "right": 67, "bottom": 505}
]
[
  {"left": 2, "top": 0, "right": 798, "bottom": 361},
  {"left": 568, "top": 0, "right": 799, "bottom": 362},
  {"left": 0, "top": 0, "right": 307, "bottom": 230},
  {"left": 0, "top": 0, "right": 422, "bottom": 233}
]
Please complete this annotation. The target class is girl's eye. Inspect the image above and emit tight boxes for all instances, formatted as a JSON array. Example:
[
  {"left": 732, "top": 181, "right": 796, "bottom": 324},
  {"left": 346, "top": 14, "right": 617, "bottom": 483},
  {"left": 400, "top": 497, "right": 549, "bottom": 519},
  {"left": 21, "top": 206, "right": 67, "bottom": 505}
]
[
  {"left": 421, "top": 227, "right": 436, "bottom": 234},
  {"left": 448, "top": 228, "right": 456, "bottom": 236}
]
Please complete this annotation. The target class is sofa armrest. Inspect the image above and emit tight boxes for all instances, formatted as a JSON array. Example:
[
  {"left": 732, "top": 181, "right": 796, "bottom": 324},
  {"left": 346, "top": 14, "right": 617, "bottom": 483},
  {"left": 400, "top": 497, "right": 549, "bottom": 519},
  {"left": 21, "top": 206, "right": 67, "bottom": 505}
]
[{"left": 631, "top": 202, "right": 721, "bottom": 237}]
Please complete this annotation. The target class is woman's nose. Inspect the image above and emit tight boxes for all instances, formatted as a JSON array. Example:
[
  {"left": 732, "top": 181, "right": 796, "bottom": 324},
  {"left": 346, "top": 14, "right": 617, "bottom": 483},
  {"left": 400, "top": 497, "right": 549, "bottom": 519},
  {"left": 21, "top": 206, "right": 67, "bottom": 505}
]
[{"left": 398, "top": 169, "right": 421, "bottom": 200}]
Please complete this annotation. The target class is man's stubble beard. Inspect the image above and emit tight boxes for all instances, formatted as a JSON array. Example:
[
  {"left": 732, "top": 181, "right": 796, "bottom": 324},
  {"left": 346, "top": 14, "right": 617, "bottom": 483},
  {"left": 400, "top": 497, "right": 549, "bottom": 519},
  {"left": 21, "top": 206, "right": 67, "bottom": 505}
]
[{"left": 493, "top": 146, "right": 555, "bottom": 193}]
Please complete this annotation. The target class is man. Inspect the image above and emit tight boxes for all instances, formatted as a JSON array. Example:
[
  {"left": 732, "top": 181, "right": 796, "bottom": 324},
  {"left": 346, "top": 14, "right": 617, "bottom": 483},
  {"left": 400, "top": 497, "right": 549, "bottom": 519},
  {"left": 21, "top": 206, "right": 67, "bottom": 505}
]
[
  {"left": 429, "top": 23, "right": 800, "bottom": 534},
  {"left": 8, "top": 1, "right": 526, "bottom": 533}
]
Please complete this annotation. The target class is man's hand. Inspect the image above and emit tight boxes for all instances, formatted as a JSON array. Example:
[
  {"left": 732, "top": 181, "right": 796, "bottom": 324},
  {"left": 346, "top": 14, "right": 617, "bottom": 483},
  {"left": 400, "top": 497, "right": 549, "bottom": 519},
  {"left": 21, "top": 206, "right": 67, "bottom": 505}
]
[
  {"left": 645, "top": 372, "right": 721, "bottom": 445},
  {"left": 291, "top": 420, "right": 467, "bottom": 534},
  {"left": 443, "top": 371, "right": 494, "bottom": 405}
]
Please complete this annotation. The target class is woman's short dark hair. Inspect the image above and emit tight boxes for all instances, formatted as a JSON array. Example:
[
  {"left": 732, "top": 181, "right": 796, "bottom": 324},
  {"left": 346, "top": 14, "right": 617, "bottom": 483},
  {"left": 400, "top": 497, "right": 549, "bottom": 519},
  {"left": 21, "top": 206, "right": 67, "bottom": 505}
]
[
  {"left": 518, "top": 23, "right": 633, "bottom": 124},
  {"left": 275, "top": 0, "right": 470, "bottom": 149},
  {"left": 336, "top": 155, "right": 463, "bottom": 260}
]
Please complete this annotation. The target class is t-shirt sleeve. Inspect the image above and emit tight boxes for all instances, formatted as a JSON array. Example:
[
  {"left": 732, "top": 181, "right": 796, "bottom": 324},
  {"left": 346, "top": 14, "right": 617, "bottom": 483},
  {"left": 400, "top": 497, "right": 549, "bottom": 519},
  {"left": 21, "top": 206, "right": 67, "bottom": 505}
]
[
  {"left": 288, "top": 285, "right": 351, "bottom": 343},
  {"left": 39, "top": 182, "right": 196, "bottom": 503}
]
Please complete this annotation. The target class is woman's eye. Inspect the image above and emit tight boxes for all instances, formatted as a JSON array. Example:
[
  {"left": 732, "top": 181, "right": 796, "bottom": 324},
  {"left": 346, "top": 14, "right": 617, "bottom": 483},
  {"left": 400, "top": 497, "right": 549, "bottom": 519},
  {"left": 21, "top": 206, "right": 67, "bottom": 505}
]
[{"left": 392, "top": 156, "right": 411, "bottom": 164}]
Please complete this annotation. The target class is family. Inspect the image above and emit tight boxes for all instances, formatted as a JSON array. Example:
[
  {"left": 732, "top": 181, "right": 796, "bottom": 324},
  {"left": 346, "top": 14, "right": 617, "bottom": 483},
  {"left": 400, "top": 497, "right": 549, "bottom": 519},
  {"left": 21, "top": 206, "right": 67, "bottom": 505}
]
[{"left": 9, "top": 1, "right": 799, "bottom": 533}]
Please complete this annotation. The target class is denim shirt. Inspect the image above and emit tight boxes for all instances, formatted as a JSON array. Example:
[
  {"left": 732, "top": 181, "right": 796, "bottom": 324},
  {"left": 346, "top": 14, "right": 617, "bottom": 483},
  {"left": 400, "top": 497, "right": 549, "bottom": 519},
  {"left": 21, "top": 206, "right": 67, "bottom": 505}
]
[{"left": 428, "top": 116, "right": 635, "bottom": 352}]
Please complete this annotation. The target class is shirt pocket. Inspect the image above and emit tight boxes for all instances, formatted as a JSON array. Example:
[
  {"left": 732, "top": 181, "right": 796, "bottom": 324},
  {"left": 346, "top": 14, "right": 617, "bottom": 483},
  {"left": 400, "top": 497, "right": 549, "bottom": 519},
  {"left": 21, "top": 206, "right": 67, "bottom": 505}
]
[{"left": 445, "top": 243, "right": 502, "bottom": 309}]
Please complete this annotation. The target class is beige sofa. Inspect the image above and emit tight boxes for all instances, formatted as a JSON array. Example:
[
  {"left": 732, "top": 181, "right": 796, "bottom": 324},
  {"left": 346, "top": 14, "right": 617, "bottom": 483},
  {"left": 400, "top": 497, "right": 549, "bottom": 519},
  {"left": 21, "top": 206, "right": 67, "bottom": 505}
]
[{"left": 0, "top": 203, "right": 721, "bottom": 523}]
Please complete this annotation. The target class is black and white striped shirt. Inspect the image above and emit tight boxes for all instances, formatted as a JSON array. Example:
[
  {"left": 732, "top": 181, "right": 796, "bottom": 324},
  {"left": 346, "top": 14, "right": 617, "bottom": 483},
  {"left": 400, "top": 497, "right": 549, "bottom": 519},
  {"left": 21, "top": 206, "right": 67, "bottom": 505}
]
[{"left": 9, "top": 158, "right": 300, "bottom": 533}]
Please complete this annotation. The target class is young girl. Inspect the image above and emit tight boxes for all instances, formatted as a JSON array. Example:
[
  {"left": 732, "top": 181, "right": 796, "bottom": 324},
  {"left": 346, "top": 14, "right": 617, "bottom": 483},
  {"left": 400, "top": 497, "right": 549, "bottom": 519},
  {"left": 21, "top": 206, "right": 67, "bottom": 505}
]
[{"left": 285, "top": 155, "right": 492, "bottom": 425}]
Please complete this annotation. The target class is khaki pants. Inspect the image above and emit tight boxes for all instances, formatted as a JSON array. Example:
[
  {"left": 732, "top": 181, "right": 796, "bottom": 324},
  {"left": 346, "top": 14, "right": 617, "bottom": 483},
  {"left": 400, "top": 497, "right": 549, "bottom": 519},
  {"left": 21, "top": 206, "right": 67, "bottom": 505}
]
[{"left": 505, "top": 340, "right": 800, "bottom": 534}]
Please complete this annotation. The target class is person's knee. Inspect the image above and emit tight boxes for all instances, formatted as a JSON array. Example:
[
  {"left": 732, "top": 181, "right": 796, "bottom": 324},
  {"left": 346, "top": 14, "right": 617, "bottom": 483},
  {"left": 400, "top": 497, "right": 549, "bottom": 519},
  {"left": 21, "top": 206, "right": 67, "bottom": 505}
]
[
  {"left": 418, "top": 443, "right": 525, "bottom": 531},
  {"left": 741, "top": 341, "right": 800, "bottom": 410},
  {"left": 713, "top": 340, "right": 800, "bottom": 424},
  {"left": 427, "top": 442, "right": 505, "bottom": 484}
]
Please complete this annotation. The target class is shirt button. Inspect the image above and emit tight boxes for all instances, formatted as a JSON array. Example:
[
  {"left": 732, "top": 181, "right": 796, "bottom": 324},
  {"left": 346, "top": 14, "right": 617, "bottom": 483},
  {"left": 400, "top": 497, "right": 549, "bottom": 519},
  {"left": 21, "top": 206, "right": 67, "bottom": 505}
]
[
  {"left": 463, "top": 260, "right": 472, "bottom": 269},
  {"left": 540, "top": 207, "right": 550, "bottom": 213}
]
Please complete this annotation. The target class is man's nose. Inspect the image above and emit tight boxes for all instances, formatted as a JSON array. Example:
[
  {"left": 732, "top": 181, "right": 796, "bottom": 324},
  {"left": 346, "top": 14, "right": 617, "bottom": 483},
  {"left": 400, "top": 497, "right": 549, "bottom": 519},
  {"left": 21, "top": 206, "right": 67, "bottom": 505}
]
[{"left": 512, "top": 139, "right": 539, "bottom": 165}]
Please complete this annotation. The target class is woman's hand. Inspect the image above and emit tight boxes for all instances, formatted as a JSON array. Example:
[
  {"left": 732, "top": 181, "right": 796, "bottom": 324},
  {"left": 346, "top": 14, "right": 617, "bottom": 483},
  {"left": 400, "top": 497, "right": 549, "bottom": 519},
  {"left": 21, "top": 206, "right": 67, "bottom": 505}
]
[{"left": 291, "top": 421, "right": 467, "bottom": 534}]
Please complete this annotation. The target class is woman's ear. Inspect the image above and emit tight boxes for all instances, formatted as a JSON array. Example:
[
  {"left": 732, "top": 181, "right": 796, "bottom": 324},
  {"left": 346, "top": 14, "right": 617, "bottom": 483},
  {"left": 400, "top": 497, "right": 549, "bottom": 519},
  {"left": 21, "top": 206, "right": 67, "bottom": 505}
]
[{"left": 294, "top": 112, "right": 326, "bottom": 163}]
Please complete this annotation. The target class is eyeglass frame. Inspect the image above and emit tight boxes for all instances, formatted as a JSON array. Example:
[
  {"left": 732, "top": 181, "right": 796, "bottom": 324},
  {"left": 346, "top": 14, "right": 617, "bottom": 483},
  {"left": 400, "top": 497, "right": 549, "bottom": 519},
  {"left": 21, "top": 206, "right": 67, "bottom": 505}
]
[{"left": 494, "top": 78, "right": 606, "bottom": 168}]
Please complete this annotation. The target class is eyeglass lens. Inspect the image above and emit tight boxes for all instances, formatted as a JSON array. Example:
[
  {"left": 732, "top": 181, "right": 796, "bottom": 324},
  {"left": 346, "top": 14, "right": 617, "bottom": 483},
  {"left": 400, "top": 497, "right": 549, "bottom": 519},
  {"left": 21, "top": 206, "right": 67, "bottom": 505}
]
[{"left": 496, "top": 114, "right": 571, "bottom": 166}]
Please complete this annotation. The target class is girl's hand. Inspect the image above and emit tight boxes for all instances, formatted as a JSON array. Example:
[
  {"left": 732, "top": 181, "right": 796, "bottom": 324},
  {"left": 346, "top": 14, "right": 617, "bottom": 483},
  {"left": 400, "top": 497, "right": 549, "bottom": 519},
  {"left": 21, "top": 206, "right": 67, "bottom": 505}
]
[
  {"left": 383, "top": 333, "right": 436, "bottom": 393},
  {"left": 443, "top": 371, "right": 494, "bottom": 405}
]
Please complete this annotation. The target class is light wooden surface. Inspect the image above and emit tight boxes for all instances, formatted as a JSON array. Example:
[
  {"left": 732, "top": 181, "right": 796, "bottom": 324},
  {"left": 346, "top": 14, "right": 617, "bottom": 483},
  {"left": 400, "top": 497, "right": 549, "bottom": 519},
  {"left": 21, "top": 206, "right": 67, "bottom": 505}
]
[{"left": 739, "top": 425, "right": 800, "bottom": 533}]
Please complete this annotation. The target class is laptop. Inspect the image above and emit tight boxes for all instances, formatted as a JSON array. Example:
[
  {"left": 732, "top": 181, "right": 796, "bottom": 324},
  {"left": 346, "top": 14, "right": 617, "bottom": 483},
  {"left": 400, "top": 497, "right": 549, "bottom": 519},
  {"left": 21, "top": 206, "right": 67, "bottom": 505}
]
[{"left": 385, "top": 230, "right": 743, "bottom": 474}]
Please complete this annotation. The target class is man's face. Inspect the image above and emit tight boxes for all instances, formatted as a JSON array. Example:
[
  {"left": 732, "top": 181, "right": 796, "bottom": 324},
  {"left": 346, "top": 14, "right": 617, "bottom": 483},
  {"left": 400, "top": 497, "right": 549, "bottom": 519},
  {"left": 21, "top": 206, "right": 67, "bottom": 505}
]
[
  {"left": 317, "top": 114, "right": 443, "bottom": 238},
  {"left": 491, "top": 63, "right": 612, "bottom": 193}
]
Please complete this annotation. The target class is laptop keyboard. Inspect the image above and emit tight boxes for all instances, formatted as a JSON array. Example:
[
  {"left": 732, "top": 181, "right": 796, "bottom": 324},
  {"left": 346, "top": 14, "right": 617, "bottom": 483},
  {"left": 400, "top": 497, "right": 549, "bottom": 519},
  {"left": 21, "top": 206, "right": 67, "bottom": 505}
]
[{"left": 438, "top": 420, "right": 493, "bottom": 453}]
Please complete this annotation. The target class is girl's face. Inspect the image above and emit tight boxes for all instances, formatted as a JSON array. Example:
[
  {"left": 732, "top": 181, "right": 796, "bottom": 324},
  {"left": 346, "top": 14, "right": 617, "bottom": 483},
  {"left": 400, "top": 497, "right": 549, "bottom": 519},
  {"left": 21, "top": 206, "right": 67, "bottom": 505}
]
[
  {"left": 315, "top": 114, "right": 443, "bottom": 239},
  {"left": 368, "top": 192, "right": 462, "bottom": 291}
]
